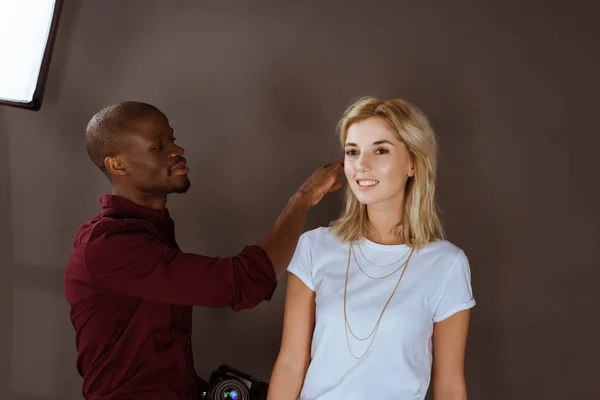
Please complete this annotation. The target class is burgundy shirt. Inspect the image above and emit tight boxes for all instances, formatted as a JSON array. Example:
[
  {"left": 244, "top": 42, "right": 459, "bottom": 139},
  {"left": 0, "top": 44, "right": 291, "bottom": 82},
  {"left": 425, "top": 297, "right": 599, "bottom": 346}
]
[{"left": 64, "top": 195, "right": 277, "bottom": 400}]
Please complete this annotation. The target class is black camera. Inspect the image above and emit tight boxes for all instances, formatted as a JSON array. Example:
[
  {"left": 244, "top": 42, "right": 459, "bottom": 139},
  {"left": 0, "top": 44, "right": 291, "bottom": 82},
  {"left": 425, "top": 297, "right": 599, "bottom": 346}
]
[{"left": 198, "top": 365, "right": 269, "bottom": 400}]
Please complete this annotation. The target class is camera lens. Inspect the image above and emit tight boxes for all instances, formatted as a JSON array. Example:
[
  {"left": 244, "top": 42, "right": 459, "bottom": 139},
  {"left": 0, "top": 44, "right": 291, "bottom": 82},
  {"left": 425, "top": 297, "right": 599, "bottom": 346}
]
[
  {"left": 211, "top": 379, "right": 249, "bottom": 400},
  {"left": 223, "top": 388, "right": 238, "bottom": 399}
]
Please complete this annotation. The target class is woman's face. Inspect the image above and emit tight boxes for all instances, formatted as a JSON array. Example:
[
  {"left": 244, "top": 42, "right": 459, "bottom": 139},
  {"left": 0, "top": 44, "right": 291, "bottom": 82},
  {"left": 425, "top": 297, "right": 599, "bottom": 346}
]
[{"left": 344, "top": 117, "right": 414, "bottom": 207}]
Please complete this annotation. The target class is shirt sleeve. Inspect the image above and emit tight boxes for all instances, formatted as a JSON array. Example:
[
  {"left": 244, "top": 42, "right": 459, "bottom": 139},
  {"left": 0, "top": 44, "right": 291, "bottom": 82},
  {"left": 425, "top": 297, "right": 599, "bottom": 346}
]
[
  {"left": 286, "top": 231, "right": 315, "bottom": 291},
  {"left": 83, "top": 219, "right": 277, "bottom": 311},
  {"left": 433, "top": 250, "right": 476, "bottom": 322}
]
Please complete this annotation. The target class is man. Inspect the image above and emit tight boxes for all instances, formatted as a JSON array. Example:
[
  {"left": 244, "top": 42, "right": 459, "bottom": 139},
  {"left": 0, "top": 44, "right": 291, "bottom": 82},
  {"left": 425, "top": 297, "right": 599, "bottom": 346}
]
[{"left": 64, "top": 101, "right": 343, "bottom": 400}]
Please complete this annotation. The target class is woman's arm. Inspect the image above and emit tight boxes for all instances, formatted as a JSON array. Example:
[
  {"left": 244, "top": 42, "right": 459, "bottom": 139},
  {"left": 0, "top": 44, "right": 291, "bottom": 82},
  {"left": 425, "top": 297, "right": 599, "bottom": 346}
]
[
  {"left": 267, "top": 273, "right": 316, "bottom": 400},
  {"left": 432, "top": 309, "right": 471, "bottom": 400}
]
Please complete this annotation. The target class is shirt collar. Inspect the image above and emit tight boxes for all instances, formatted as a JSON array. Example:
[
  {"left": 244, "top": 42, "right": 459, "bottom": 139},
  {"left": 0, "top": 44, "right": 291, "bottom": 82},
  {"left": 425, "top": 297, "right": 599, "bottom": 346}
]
[{"left": 99, "top": 194, "right": 172, "bottom": 225}]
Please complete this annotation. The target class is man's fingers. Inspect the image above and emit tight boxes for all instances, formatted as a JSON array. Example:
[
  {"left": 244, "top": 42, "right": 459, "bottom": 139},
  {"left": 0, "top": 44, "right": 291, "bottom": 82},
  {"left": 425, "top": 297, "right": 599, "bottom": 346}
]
[
  {"left": 323, "top": 159, "right": 343, "bottom": 169},
  {"left": 328, "top": 161, "right": 344, "bottom": 174},
  {"left": 328, "top": 180, "right": 345, "bottom": 192},
  {"left": 332, "top": 163, "right": 344, "bottom": 178}
]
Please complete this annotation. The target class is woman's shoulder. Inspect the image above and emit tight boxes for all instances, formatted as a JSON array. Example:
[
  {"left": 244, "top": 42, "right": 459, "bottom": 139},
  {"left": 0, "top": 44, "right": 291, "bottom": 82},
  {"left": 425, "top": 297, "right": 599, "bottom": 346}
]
[
  {"left": 420, "top": 239, "right": 468, "bottom": 263},
  {"left": 413, "top": 240, "right": 471, "bottom": 282},
  {"left": 299, "top": 226, "right": 343, "bottom": 247}
]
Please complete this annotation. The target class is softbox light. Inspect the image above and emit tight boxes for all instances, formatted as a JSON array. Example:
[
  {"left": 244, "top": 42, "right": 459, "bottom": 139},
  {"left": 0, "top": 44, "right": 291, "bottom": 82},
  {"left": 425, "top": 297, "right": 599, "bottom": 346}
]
[{"left": 0, "top": 0, "right": 64, "bottom": 111}]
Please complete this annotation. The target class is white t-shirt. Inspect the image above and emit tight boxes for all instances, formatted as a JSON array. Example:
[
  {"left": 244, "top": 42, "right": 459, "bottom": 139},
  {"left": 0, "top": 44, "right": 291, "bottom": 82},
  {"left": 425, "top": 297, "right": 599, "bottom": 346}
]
[{"left": 287, "top": 227, "right": 475, "bottom": 400}]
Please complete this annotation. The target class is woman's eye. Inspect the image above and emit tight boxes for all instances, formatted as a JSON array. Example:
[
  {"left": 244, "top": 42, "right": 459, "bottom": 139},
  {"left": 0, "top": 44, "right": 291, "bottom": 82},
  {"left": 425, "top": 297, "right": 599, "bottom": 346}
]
[
  {"left": 375, "top": 148, "right": 389, "bottom": 155},
  {"left": 345, "top": 149, "right": 358, "bottom": 156}
]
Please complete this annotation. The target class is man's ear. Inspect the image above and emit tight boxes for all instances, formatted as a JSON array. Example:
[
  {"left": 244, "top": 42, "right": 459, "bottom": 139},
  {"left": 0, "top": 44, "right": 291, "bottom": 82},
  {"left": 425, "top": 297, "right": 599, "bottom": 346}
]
[{"left": 104, "top": 155, "right": 127, "bottom": 176}]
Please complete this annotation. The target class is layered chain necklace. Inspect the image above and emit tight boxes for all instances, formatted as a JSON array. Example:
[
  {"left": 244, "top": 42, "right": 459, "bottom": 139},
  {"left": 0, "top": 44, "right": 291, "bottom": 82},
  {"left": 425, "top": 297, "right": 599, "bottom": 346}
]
[
  {"left": 356, "top": 240, "right": 410, "bottom": 268},
  {"left": 343, "top": 241, "right": 415, "bottom": 359}
]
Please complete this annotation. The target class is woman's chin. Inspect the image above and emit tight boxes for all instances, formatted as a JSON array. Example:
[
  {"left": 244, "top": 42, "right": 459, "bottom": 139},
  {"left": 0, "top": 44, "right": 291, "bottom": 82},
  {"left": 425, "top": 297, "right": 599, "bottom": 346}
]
[{"left": 354, "top": 193, "right": 380, "bottom": 205}]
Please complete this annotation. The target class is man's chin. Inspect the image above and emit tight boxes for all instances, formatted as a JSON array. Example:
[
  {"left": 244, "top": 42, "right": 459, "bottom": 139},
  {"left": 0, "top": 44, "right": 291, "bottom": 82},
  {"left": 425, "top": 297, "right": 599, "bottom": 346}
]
[
  {"left": 172, "top": 178, "right": 191, "bottom": 194},
  {"left": 174, "top": 183, "right": 191, "bottom": 194}
]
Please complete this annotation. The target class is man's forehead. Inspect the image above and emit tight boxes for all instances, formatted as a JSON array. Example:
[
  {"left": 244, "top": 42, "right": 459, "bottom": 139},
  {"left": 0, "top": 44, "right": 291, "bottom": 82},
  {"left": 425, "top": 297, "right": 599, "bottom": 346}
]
[{"left": 130, "top": 112, "right": 172, "bottom": 137}]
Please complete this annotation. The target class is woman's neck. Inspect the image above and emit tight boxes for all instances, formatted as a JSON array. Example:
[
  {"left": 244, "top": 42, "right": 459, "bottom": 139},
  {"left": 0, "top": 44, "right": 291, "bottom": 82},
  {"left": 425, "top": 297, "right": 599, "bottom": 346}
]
[{"left": 365, "top": 196, "right": 405, "bottom": 245}]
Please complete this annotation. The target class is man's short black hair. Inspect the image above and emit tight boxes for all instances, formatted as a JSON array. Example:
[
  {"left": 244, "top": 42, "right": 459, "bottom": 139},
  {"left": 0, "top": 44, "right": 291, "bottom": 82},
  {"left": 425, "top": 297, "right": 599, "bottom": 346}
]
[{"left": 85, "top": 101, "right": 161, "bottom": 171}]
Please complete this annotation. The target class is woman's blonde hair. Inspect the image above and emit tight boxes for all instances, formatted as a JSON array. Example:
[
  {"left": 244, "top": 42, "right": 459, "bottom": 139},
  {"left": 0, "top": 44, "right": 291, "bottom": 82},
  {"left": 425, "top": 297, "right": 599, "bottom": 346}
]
[{"left": 330, "top": 96, "right": 444, "bottom": 248}]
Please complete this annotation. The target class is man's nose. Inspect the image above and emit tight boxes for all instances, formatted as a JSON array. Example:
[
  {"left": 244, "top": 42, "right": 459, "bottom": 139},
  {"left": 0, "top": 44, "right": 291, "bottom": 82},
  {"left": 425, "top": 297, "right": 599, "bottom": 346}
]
[{"left": 170, "top": 143, "right": 185, "bottom": 157}]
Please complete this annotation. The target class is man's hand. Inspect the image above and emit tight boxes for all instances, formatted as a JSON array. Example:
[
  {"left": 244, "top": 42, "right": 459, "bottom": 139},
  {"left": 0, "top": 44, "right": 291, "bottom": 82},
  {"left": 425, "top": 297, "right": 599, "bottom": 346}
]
[
  {"left": 257, "top": 159, "right": 345, "bottom": 280},
  {"left": 296, "top": 160, "right": 345, "bottom": 207}
]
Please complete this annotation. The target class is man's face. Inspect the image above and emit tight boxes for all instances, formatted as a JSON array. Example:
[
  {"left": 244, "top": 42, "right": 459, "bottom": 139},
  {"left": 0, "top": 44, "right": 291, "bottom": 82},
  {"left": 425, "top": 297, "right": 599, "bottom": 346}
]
[{"left": 118, "top": 112, "right": 191, "bottom": 195}]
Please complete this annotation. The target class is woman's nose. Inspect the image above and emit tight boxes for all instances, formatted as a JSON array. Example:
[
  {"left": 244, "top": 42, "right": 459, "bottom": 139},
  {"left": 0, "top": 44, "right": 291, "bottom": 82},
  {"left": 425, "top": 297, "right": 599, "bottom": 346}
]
[{"left": 356, "top": 154, "right": 371, "bottom": 173}]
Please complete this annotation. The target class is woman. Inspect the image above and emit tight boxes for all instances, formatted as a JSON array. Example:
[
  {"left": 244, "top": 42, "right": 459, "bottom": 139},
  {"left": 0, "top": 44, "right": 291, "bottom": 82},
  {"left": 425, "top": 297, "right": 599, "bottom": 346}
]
[{"left": 267, "top": 97, "right": 475, "bottom": 400}]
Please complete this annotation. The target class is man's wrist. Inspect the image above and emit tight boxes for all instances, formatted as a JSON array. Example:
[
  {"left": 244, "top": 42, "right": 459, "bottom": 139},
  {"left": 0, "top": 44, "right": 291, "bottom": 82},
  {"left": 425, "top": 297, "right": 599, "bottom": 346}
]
[{"left": 290, "top": 190, "right": 312, "bottom": 211}]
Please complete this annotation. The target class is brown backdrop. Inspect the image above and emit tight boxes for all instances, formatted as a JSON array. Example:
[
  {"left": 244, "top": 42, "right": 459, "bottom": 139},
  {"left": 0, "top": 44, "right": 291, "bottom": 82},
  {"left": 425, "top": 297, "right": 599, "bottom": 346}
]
[{"left": 1, "top": 1, "right": 598, "bottom": 399}]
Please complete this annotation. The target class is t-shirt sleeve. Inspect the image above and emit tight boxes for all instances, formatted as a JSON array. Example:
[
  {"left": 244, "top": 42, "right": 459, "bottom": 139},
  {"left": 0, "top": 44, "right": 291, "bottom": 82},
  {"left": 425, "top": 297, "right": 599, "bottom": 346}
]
[
  {"left": 287, "top": 231, "right": 315, "bottom": 291},
  {"left": 433, "top": 250, "right": 476, "bottom": 322}
]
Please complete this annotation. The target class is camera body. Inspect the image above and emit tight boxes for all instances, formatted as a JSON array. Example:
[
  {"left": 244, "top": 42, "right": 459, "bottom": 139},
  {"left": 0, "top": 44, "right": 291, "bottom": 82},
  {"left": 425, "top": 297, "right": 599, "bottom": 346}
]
[{"left": 199, "top": 365, "right": 269, "bottom": 400}]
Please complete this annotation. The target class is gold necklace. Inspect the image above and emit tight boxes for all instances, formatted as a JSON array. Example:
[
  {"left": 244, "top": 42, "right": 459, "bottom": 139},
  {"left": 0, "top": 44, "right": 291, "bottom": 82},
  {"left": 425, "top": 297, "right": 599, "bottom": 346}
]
[
  {"left": 356, "top": 240, "right": 410, "bottom": 268},
  {"left": 343, "top": 242, "right": 414, "bottom": 359},
  {"left": 351, "top": 245, "right": 407, "bottom": 280}
]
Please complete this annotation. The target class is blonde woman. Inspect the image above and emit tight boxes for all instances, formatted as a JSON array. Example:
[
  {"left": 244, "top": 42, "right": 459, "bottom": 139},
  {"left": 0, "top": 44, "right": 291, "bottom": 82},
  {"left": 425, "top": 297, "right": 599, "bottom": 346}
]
[{"left": 267, "top": 97, "right": 475, "bottom": 400}]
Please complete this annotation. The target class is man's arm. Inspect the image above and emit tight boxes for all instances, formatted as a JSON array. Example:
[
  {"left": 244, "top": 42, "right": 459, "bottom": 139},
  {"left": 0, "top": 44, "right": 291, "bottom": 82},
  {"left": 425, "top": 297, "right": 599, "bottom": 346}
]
[
  {"left": 84, "top": 161, "right": 343, "bottom": 308},
  {"left": 258, "top": 161, "right": 344, "bottom": 280},
  {"left": 84, "top": 220, "right": 277, "bottom": 311}
]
